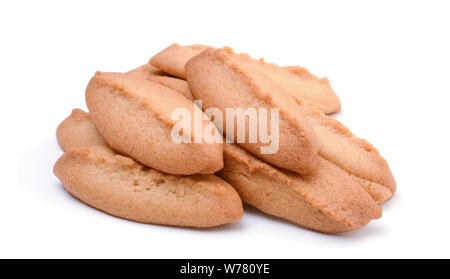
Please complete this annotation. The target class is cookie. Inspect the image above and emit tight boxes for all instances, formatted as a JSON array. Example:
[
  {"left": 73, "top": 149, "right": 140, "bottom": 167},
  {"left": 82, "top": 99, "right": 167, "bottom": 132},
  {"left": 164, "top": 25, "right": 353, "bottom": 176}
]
[
  {"left": 151, "top": 44, "right": 340, "bottom": 114},
  {"left": 186, "top": 47, "right": 319, "bottom": 175},
  {"left": 127, "top": 64, "right": 193, "bottom": 100},
  {"left": 54, "top": 146, "right": 243, "bottom": 228},
  {"left": 186, "top": 47, "right": 395, "bottom": 203},
  {"left": 257, "top": 63, "right": 341, "bottom": 114},
  {"left": 204, "top": 48, "right": 341, "bottom": 114},
  {"left": 85, "top": 72, "right": 223, "bottom": 175},
  {"left": 56, "top": 108, "right": 108, "bottom": 151},
  {"left": 150, "top": 43, "right": 209, "bottom": 79},
  {"left": 217, "top": 144, "right": 382, "bottom": 234},
  {"left": 55, "top": 109, "right": 243, "bottom": 227},
  {"left": 304, "top": 106, "right": 396, "bottom": 203}
]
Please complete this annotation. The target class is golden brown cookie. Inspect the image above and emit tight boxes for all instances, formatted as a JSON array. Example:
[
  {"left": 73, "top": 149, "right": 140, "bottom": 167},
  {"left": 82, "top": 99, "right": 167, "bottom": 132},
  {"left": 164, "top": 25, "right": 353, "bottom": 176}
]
[
  {"left": 206, "top": 49, "right": 340, "bottom": 114},
  {"left": 217, "top": 144, "right": 382, "bottom": 234},
  {"left": 127, "top": 64, "right": 193, "bottom": 100},
  {"left": 186, "top": 48, "right": 395, "bottom": 203},
  {"left": 304, "top": 106, "right": 396, "bottom": 203},
  {"left": 55, "top": 109, "right": 243, "bottom": 227},
  {"left": 186, "top": 47, "right": 319, "bottom": 175},
  {"left": 260, "top": 64, "right": 341, "bottom": 114},
  {"left": 54, "top": 146, "right": 243, "bottom": 228},
  {"left": 150, "top": 43, "right": 209, "bottom": 79},
  {"left": 85, "top": 72, "right": 223, "bottom": 175},
  {"left": 151, "top": 44, "right": 340, "bottom": 114},
  {"left": 56, "top": 108, "right": 108, "bottom": 151}
]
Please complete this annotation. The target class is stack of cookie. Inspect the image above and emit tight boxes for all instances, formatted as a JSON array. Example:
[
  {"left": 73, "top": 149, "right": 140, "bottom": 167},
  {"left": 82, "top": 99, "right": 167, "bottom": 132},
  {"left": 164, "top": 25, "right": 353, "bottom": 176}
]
[{"left": 54, "top": 43, "right": 396, "bottom": 234}]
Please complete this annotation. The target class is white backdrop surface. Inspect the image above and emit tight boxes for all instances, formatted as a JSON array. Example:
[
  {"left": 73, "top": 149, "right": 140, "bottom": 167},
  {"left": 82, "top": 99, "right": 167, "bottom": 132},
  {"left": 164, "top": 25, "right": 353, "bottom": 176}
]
[{"left": 1, "top": 0, "right": 449, "bottom": 258}]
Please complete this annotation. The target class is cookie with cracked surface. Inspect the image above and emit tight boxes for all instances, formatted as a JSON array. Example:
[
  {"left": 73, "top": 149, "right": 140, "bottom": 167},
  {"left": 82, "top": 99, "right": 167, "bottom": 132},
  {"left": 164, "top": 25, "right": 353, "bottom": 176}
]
[
  {"left": 85, "top": 72, "right": 223, "bottom": 175},
  {"left": 186, "top": 47, "right": 319, "bottom": 175},
  {"left": 151, "top": 44, "right": 340, "bottom": 113},
  {"left": 186, "top": 48, "right": 395, "bottom": 203},
  {"left": 217, "top": 143, "right": 382, "bottom": 234},
  {"left": 199, "top": 49, "right": 341, "bottom": 114},
  {"left": 54, "top": 146, "right": 243, "bottom": 228}
]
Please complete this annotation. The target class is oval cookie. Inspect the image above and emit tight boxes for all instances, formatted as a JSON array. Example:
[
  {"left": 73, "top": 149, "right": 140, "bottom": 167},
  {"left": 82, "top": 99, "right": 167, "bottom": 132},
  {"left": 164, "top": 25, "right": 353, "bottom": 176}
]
[
  {"left": 151, "top": 43, "right": 340, "bottom": 114},
  {"left": 186, "top": 47, "right": 319, "bottom": 175},
  {"left": 218, "top": 143, "right": 382, "bottom": 234},
  {"left": 54, "top": 146, "right": 243, "bottom": 228},
  {"left": 85, "top": 72, "right": 223, "bottom": 175}
]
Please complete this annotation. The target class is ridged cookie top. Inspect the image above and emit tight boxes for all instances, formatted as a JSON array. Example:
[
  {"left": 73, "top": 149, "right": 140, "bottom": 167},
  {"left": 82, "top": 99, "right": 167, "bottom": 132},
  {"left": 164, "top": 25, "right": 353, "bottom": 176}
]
[
  {"left": 150, "top": 43, "right": 209, "bottom": 79},
  {"left": 219, "top": 143, "right": 382, "bottom": 233},
  {"left": 89, "top": 72, "right": 191, "bottom": 126},
  {"left": 219, "top": 48, "right": 341, "bottom": 114},
  {"left": 186, "top": 47, "right": 319, "bottom": 175},
  {"left": 85, "top": 72, "right": 224, "bottom": 175}
]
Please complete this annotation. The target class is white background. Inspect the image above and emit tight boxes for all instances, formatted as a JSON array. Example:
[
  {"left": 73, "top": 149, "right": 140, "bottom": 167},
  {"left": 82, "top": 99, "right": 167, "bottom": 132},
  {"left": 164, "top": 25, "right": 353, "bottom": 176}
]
[{"left": 1, "top": 0, "right": 449, "bottom": 259}]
